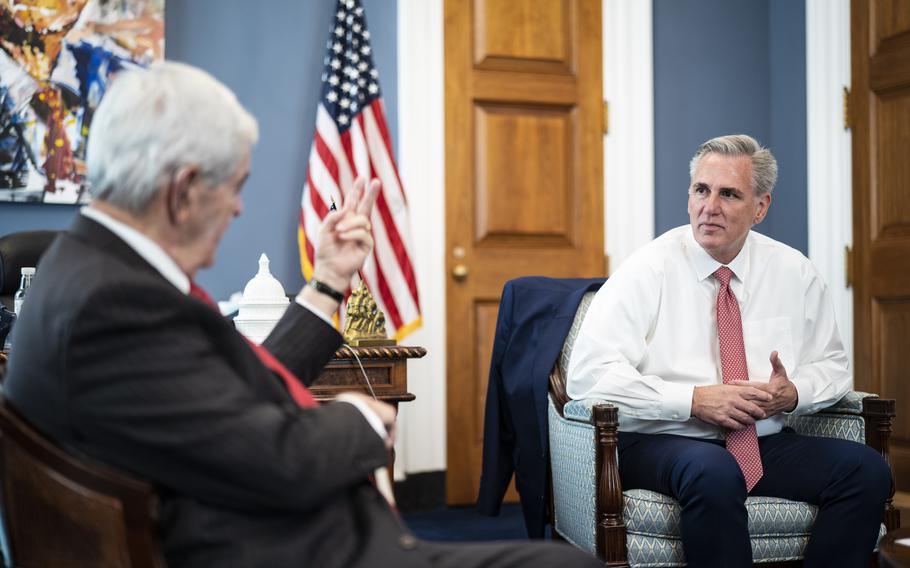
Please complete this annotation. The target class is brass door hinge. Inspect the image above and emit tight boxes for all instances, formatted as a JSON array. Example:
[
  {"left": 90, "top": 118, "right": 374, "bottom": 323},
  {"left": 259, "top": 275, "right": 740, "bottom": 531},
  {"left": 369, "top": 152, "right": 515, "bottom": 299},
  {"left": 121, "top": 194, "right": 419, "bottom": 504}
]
[
  {"left": 843, "top": 87, "right": 851, "bottom": 130},
  {"left": 845, "top": 245, "right": 853, "bottom": 288},
  {"left": 603, "top": 100, "right": 609, "bottom": 135}
]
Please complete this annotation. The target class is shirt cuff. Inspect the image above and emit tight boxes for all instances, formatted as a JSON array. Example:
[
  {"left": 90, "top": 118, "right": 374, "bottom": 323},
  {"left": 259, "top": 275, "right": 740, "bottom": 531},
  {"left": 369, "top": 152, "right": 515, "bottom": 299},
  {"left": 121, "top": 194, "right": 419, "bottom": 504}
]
[
  {"left": 660, "top": 381, "right": 695, "bottom": 421},
  {"left": 787, "top": 378, "right": 811, "bottom": 415},
  {"left": 334, "top": 392, "right": 389, "bottom": 442},
  {"left": 295, "top": 294, "right": 335, "bottom": 327}
]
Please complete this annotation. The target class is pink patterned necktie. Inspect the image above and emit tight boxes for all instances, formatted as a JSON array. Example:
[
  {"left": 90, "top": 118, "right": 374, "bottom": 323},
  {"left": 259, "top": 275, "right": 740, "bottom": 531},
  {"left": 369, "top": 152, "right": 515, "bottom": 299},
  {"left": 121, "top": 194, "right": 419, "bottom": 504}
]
[{"left": 713, "top": 266, "right": 763, "bottom": 491}]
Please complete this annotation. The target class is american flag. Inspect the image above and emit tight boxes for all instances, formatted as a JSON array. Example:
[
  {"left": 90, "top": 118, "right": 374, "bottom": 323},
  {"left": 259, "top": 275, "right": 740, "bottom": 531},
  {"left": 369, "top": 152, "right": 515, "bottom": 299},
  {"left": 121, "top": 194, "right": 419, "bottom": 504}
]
[{"left": 299, "top": 0, "right": 421, "bottom": 340}]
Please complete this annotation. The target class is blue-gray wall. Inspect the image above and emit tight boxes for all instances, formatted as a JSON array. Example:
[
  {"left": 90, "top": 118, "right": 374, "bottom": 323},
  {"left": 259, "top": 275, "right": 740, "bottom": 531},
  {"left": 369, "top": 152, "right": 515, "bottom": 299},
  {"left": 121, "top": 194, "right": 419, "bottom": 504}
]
[
  {"left": 653, "top": 0, "right": 807, "bottom": 254},
  {"left": 2, "top": 1, "right": 809, "bottom": 287},
  {"left": 0, "top": 0, "right": 398, "bottom": 300}
]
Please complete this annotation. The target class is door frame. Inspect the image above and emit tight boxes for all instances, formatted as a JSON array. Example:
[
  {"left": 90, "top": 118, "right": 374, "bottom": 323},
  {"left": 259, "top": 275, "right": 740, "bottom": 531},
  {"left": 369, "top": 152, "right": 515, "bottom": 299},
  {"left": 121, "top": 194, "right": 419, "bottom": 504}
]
[
  {"left": 805, "top": 0, "right": 853, "bottom": 364},
  {"left": 394, "top": 0, "right": 447, "bottom": 478},
  {"left": 603, "top": 0, "right": 654, "bottom": 271},
  {"left": 395, "top": 0, "right": 656, "bottom": 481}
]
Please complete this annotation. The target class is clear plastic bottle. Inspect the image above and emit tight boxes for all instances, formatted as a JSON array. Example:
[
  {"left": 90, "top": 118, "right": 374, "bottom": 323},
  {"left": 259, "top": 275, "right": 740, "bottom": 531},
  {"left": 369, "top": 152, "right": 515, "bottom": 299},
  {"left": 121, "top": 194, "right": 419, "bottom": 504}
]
[{"left": 13, "top": 266, "right": 36, "bottom": 316}]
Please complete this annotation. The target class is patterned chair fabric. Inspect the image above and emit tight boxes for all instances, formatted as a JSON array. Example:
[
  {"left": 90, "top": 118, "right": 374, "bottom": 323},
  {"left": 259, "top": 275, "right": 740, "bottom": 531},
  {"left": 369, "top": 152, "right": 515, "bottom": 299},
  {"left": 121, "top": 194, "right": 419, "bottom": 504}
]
[{"left": 548, "top": 292, "right": 897, "bottom": 567}]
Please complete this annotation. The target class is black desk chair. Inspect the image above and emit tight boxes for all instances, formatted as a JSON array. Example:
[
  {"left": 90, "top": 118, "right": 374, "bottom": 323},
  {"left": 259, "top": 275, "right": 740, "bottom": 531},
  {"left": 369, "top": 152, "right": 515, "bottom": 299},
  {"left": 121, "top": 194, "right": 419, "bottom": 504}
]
[
  {"left": 0, "top": 230, "right": 59, "bottom": 349},
  {"left": 0, "top": 230, "right": 59, "bottom": 310}
]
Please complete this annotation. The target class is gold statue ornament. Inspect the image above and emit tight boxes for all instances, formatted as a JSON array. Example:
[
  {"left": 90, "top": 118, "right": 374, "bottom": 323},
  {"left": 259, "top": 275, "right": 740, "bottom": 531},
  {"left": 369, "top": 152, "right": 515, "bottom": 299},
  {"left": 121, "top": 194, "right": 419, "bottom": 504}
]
[{"left": 342, "top": 281, "right": 395, "bottom": 346}]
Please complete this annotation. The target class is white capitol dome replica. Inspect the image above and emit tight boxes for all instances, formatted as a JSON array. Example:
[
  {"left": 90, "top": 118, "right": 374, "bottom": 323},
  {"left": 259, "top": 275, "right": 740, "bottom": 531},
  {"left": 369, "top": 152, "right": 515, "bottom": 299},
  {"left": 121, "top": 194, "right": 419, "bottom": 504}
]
[{"left": 233, "top": 253, "right": 290, "bottom": 344}]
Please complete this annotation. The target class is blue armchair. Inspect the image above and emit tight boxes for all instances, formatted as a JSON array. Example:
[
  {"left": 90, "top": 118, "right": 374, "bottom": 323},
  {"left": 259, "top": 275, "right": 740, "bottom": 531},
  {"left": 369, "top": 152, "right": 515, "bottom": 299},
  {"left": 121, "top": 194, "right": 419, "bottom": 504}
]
[{"left": 547, "top": 291, "right": 899, "bottom": 566}]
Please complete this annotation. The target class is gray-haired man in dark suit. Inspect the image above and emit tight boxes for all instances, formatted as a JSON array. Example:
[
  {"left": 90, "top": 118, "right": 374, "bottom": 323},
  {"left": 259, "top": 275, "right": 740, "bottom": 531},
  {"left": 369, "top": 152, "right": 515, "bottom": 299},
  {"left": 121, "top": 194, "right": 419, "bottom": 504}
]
[{"left": 5, "top": 61, "right": 598, "bottom": 568}]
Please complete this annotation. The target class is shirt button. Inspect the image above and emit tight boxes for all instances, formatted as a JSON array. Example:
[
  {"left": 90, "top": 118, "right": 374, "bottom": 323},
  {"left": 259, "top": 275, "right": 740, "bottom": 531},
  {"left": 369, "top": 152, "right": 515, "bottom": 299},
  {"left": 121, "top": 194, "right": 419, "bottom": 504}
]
[{"left": 399, "top": 534, "right": 419, "bottom": 550}]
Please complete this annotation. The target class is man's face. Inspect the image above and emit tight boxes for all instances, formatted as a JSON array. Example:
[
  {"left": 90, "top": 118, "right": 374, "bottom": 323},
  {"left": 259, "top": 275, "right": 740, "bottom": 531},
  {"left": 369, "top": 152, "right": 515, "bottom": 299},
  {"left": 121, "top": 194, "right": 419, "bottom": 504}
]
[
  {"left": 184, "top": 152, "right": 250, "bottom": 275},
  {"left": 687, "top": 153, "right": 770, "bottom": 264}
]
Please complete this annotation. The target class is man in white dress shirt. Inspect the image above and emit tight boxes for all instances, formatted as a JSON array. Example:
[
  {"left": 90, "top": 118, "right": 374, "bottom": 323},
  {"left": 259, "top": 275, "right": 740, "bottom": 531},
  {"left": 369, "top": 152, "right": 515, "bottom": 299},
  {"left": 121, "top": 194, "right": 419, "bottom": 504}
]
[{"left": 567, "top": 134, "right": 891, "bottom": 567}]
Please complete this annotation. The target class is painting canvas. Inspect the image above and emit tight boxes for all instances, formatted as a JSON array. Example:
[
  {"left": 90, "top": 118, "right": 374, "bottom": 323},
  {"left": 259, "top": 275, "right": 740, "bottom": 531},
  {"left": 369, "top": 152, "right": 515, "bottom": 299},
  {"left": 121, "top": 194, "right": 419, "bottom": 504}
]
[{"left": 0, "top": 0, "right": 164, "bottom": 205}]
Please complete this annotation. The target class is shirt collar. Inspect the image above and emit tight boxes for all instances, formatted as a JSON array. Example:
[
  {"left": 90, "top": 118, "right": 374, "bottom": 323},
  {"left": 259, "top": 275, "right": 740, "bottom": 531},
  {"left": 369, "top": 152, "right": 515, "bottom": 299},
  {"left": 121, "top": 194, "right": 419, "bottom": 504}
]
[
  {"left": 80, "top": 206, "right": 191, "bottom": 294},
  {"left": 685, "top": 226, "right": 751, "bottom": 286}
]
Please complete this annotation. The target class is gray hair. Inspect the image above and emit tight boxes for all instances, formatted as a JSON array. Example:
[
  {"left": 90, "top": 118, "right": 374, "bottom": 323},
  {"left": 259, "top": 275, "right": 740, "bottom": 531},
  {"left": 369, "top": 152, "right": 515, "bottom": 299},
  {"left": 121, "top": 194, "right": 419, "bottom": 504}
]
[
  {"left": 86, "top": 61, "right": 259, "bottom": 214},
  {"left": 688, "top": 134, "right": 778, "bottom": 196}
]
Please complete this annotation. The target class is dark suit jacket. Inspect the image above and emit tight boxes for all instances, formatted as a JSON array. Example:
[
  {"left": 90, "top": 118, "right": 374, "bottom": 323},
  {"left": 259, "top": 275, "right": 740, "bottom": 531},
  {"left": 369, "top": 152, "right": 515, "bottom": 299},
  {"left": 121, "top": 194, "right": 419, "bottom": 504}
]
[
  {"left": 476, "top": 276, "right": 606, "bottom": 538},
  {"left": 4, "top": 215, "right": 414, "bottom": 567}
]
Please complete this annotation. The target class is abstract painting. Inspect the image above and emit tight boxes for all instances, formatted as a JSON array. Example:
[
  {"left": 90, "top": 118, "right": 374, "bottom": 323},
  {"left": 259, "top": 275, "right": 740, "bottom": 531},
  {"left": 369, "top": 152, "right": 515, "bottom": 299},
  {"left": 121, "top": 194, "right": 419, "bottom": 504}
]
[{"left": 0, "top": 0, "right": 164, "bottom": 204}]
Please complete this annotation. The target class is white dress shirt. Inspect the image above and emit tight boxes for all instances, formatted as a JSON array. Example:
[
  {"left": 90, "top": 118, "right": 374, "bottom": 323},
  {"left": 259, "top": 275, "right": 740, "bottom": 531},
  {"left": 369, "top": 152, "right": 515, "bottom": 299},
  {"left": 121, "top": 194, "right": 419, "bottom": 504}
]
[
  {"left": 567, "top": 225, "right": 851, "bottom": 439},
  {"left": 80, "top": 206, "right": 389, "bottom": 441}
]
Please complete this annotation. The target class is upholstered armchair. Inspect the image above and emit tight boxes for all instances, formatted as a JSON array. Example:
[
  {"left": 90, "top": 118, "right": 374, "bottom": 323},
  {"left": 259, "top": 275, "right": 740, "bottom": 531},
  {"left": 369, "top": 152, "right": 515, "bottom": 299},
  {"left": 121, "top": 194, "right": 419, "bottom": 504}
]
[{"left": 547, "top": 291, "right": 899, "bottom": 567}]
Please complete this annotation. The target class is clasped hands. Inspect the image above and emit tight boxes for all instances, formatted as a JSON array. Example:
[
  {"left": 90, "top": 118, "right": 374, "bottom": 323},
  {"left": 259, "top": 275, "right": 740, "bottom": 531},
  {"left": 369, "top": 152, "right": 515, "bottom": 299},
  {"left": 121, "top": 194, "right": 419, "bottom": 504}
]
[{"left": 691, "top": 351, "right": 798, "bottom": 431}]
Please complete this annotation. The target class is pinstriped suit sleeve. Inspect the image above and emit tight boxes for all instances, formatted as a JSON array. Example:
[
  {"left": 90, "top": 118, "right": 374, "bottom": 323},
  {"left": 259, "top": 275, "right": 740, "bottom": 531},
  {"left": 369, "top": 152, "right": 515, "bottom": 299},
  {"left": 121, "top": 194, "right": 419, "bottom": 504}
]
[
  {"left": 63, "top": 279, "right": 389, "bottom": 513},
  {"left": 263, "top": 302, "right": 342, "bottom": 386}
]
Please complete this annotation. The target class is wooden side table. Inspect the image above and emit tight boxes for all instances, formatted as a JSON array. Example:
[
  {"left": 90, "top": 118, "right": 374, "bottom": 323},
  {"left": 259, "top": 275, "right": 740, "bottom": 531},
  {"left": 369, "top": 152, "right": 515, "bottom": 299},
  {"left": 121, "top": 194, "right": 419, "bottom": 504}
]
[
  {"left": 312, "top": 345, "right": 426, "bottom": 410},
  {"left": 313, "top": 344, "right": 426, "bottom": 485}
]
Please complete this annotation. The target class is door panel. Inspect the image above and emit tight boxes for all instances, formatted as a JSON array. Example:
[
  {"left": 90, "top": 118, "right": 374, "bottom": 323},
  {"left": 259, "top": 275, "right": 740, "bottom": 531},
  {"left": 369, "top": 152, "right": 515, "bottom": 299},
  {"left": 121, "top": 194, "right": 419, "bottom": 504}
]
[
  {"left": 874, "top": 93, "right": 910, "bottom": 236},
  {"left": 474, "top": 301, "right": 499, "bottom": 444},
  {"left": 876, "top": 0, "right": 910, "bottom": 39},
  {"left": 474, "top": 0, "right": 573, "bottom": 72},
  {"left": 852, "top": 0, "right": 910, "bottom": 490},
  {"left": 475, "top": 104, "right": 574, "bottom": 243},
  {"left": 445, "top": 0, "right": 603, "bottom": 505}
]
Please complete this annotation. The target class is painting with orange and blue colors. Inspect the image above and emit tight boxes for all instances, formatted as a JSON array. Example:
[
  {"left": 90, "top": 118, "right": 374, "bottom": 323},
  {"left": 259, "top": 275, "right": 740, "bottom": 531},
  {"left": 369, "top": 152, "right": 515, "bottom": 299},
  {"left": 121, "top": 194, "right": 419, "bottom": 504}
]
[{"left": 0, "top": 0, "right": 164, "bottom": 204}]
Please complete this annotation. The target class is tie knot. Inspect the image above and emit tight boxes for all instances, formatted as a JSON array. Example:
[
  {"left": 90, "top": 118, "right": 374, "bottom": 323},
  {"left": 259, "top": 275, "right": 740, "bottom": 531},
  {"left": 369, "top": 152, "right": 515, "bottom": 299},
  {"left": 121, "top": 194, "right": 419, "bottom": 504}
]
[
  {"left": 713, "top": 266, "right": 734, "bottom": 286},
  {"left": 189, "top": 281, "right": 219, "bottom": 311}
]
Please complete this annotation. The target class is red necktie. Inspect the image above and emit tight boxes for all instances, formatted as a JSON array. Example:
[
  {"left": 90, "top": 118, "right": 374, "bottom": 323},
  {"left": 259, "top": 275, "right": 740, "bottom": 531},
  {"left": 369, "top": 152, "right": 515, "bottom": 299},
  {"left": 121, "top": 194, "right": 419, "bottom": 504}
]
[
  {"left": 189, "top": 282, "right": 318, "bottom": 408},
  {"left": 713, "top": 267, "right": 763, "bottom": 491},
  {"left": 191, "top": 282, "right": 397, "bottom": 506}
]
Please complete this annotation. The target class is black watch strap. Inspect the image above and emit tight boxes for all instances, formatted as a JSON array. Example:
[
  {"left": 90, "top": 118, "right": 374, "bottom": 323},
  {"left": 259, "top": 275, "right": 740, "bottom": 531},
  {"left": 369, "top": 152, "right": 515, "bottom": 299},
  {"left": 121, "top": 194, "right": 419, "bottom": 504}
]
[{"left": 309, "top": 279, "right": 344, "bottom": 302}]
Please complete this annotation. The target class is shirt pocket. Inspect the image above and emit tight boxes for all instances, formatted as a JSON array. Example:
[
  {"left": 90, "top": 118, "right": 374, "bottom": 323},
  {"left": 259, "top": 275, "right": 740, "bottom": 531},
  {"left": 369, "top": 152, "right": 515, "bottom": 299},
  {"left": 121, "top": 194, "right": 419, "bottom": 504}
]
[{"left": 742, "top": 316, "right": 794, "bottom": 383}]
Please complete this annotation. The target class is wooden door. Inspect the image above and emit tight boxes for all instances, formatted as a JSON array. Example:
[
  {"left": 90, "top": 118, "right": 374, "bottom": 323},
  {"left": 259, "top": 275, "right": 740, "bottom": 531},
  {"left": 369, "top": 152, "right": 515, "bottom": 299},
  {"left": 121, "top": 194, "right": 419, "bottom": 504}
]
[
  {"left": 851, "top": 0, "right": 910, "bottom": 490},
  {"left": 444, "top": 0, "right": 604, "bottom": 505}
]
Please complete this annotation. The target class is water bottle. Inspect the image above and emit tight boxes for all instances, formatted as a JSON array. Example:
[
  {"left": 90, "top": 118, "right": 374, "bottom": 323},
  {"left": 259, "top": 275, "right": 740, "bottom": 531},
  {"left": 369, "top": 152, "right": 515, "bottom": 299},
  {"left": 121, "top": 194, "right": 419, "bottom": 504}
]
[{"left": 13, "top": 266, "right": 35, "bottom": 316}]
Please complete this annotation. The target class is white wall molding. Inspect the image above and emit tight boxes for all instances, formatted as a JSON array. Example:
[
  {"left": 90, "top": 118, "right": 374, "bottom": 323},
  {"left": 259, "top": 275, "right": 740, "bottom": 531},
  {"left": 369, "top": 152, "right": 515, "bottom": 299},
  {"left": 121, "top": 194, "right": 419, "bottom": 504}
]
[
  {"left": 395, "top": 0, "right": 446, "bottom": 477},
  {"left": 603, "top": 0, "right": 654, "bottom": 271},
  {"left": 806, "top": 0, "right": 853, "bottom": 365}
]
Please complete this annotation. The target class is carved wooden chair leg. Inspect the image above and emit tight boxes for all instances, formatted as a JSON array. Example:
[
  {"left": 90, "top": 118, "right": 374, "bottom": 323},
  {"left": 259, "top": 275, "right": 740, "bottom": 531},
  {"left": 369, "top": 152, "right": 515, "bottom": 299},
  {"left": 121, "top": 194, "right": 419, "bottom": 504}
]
[
  {"left": 861, "top": 397, "right": 900, "bottom": 531},
  {"left": 594, "top": 403, "right": 629, "bottom": 567}
]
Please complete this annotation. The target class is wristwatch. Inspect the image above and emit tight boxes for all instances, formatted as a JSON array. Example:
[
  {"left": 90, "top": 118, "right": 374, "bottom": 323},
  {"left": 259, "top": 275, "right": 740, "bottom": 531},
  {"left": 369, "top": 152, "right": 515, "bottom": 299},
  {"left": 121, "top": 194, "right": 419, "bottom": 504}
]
[{"left": 309, "top": 278, "right": 344, "bottom": 302}]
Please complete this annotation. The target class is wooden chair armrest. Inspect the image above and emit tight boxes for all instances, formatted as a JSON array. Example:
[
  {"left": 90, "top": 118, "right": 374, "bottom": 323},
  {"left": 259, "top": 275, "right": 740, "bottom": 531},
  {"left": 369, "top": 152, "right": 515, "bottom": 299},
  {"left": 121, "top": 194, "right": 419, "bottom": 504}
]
[{"left": 548, "top": 363, "right": 629, "bottom": 563}]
